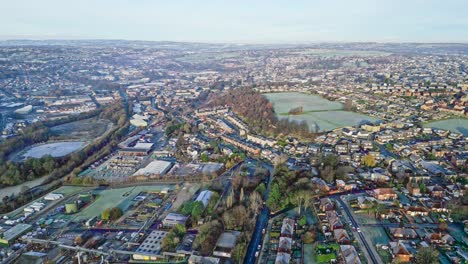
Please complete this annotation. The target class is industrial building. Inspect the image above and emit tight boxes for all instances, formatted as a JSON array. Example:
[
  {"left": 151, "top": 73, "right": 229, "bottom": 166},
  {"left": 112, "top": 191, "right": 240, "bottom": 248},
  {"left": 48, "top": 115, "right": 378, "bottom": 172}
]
[
  {"left": 0, "top": 224, "right": 32, "bottom": 245},
  {"left": 195, "top": 190, "right": 213, "bottom": 208},
  {"left": 162, "top": 213, "right": 188, "bottom": 228},
  {"left": 133, "top": 160, "right": 173, "bottom": 177},
  {"left": 133, "top": 231, "right": 168, "bottom": 260}
]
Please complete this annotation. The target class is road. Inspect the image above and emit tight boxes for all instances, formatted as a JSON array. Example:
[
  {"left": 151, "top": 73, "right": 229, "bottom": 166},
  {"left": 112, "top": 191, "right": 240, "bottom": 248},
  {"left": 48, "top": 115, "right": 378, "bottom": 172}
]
[{"left": 337, "top": 197, "right": 382, "bottom": 264}]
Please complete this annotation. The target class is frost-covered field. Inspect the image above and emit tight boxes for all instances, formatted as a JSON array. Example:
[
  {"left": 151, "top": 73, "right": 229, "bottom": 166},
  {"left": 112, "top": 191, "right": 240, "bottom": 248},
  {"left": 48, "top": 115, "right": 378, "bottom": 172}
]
[
  {"left": 424, "top": 118, "right": 468, "bottom": 136},
  {"left": 265, "top": 92, "right": 379, "bottom": 132},
  {"left": 22, "top": 141, "right": 85, "bottom": 159}
]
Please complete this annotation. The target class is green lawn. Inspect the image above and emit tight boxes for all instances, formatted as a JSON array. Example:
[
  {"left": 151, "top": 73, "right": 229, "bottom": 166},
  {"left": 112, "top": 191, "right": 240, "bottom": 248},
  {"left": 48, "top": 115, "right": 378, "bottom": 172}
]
[{"left": 316, "top": 253, "right": 336, "bottom": 263}]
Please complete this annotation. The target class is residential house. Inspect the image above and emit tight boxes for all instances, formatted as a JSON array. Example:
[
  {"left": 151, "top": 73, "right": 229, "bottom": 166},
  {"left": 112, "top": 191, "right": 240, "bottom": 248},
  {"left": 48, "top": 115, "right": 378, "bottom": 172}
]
[
  {"left": 389, "top": 241, "right": 413, "bottom": 263},
  {"left": 319, "top": 198, "right": 334, "bottom": 212},
  {"left": 326, "top": 211, "right": 343, "bottom": 231},
  {"left": 340, "top": 245, "right": 361, "bottom": 264},
  {"left": 389, "top": 228, "right": 418, "bottom": 239},
  {"left": 371, "top": 188, "right": 397, "bottom": 200},
  {"left": 334, "top": 229, "right": 351, "bottom": 244},
  {"left": 425, "top": 233, "right": 455, "bottom": 245},
  {"left": 405, "top": 206, "right": 429, "bottom": 217}
]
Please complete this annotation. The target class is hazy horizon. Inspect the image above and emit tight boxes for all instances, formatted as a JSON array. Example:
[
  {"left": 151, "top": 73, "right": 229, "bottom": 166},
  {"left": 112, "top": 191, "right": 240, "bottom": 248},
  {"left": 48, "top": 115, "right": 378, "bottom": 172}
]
[{"left": 1, "top": 0, "right": 468, "bottom": 44}]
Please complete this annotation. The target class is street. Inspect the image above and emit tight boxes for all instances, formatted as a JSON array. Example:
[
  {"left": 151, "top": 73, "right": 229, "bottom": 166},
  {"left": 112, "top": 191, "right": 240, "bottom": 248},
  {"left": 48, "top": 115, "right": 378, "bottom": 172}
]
[{"left": 338, "top": 197, "right": 383, "bottom": 264}]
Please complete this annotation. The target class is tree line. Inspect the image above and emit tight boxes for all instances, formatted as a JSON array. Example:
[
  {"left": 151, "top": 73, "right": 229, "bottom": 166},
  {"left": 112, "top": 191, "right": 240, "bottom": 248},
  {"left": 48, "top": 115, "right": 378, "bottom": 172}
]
[{"left": 207, "top": 87, "right": 315, "bottom": 138}]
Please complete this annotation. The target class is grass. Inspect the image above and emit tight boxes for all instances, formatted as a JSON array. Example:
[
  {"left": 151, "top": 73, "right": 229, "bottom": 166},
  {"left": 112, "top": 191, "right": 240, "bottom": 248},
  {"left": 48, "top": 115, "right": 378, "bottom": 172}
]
[
  {"left": 361, "top": 226, "right": 390, "bottom": 245},
  {"left": 377, "top": 249, "right": 392, "bottom": 263},
  {"left": 353, "top": 211, "right": 379, "bottom": 225},
  {"left": 316, "top": 243, "right": 340, "bottom": 251},
  {"left": 303, "top": 244, "right": 317, "bottom": 264},
  {"left": 316, "top": 253, "right": 336, "bottom": 263}
]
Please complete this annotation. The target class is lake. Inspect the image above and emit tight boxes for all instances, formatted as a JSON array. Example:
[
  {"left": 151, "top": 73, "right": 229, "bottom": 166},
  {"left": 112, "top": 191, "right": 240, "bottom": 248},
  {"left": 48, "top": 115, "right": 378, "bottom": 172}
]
[
  {"left": 424, "top": 119, "right": 468, "bottom": 136},
  {"left": 264, "top": 92, "right": 380, "bottom": 132}
]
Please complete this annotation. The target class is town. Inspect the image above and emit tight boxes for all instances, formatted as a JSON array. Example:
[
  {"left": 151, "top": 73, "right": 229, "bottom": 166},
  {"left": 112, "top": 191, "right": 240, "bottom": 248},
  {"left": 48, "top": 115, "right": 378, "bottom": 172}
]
[{"left": 0, "top": 41, "right": 466, "bottom": 264}]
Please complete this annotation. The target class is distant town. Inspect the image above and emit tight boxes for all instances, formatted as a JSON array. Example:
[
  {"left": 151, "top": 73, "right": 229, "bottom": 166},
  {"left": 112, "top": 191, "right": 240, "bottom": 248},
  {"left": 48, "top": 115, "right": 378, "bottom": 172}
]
[{"left": 0, "top": 41, "right": 466, "bottom": 264}]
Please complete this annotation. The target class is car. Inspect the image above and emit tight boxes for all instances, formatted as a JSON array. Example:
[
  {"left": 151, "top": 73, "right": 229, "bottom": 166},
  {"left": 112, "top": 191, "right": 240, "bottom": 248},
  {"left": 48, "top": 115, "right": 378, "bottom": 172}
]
[
  {"left": 258, "top": 244, "right": 261, "bottom": 250},
  {"left": 357, "top": 227, "right": 361, "bottom": 232},
  {"left": 255, "top": 251, "right": 259, "bottom": 258}
]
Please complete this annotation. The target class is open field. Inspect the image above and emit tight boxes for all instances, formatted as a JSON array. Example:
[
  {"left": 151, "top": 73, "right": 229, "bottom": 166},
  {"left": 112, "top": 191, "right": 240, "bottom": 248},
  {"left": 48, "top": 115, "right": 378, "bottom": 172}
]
[
  {"left": 264, "top": 92, "right": 380, "bottom": 132},
  {"left": 50, "top": 118, "right": 113, "bottom": 140},
  {"left": 21, "top": 141, "right": 85, "bottom": 159},
  {"left": 424, "top": 118, "right": 468, "bottom": 136},
  {"left": 361, "top": 226, "right": 390, "bottom": 245},
  {"left": 353, "top": 212, "right": 379, "bottom": 225},
  {"left": 72, "top": 185, "right": 174, "bottom": 221}
]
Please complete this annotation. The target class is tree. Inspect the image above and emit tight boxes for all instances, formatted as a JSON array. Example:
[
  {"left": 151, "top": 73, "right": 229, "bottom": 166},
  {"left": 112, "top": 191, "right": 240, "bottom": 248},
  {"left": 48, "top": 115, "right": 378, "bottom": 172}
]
[
  {"left": 321, "top": 154, "right": 339, "bottom": 168},
  {"left": 102, "top": 208, "right": 111, "bottom": 220},
  {"left": 321, "top": 166, "right": 335, "bottom": 183},
  {"left": 255, "top": 183, "right": 266, "bottom": 196},
  {"left": 200, "top": 153, "right": 209, "bottom": 162},
  {"left": 193, "top": 220, "right": 223, "bottom": 256},
  {"left": 226, "top": 189, "right": 235, "bottom": 209},
  {"left": 249, "top": 191, "right": 262, "bottom": 216},
  {"left": 191, "top": 201, "right": 205, "bottom": 219},
  {"left": 109, "top": 207, "right": 123, "bottom": 221},
  {"left": 173, "top": 224, "right": 187, "bottom": 238},
  {"left": 239, "top": 188, "right": 245, "bottom": 203},
  {"left": 361, "top": 154, "right": 376, "bottom": 167},
  {"left": 438, "top": 221, "right": 448, "bottom": 231},
  {"left": 419, "top": 182, "right": 426, "bottom": 194},
  {"left": 303, "top": 229, "right": 317, "bottom": 244},
  {"left": 266, "top": 183, "right": 281, "bottom": 211},
  {"left": 415, "top": 247, "right": 439, "bottom": 264}
]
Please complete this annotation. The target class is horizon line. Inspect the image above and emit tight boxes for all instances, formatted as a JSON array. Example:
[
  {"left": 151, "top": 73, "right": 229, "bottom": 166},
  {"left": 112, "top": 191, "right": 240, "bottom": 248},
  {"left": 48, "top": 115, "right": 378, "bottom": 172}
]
[{"left": 1, "top": 37, "right": 468, "bottom": 46}]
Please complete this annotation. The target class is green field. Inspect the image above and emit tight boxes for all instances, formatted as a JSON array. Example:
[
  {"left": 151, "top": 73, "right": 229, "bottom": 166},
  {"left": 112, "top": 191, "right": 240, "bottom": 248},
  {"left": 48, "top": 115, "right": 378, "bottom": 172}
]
[{"left": 72, "top": 185, "right": 174, "bottom": 221}]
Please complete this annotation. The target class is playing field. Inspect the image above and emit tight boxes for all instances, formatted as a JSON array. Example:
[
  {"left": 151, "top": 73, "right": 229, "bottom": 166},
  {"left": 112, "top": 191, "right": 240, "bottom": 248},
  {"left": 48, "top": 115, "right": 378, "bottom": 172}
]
[{"left": 73, "top": 185, "right": 174, "bottom": 221}]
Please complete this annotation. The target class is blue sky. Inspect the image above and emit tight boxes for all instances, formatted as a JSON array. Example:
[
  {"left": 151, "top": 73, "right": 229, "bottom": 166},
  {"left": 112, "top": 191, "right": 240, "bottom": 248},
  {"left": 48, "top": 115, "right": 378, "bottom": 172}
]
[{"left": 1, "top": 0, "right": 467, "bottom": 43}]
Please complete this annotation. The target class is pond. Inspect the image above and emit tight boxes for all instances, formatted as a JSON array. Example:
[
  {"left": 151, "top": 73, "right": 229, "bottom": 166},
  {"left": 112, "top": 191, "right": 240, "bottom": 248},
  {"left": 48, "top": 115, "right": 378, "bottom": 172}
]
[{"left": 264, "top": 92, "right": 380, "bottom": 132}]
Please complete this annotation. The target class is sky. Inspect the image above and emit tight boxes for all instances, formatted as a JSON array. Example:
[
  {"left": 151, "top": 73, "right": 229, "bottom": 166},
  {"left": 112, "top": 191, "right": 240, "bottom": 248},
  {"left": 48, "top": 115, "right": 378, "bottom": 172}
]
[{"left": 1, "top": 0, "right": 467, "bottom": 43}]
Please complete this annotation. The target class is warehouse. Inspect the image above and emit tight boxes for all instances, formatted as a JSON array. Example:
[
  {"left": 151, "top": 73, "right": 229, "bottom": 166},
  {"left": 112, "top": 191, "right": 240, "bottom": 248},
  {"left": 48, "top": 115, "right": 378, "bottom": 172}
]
[
  {"left": 0, "top": 224, "right": 32, "bottom": 245},
  {"left": 133, "top": 160, "right": 173, "bottom": 176},
  {"left": 133, "top": 231, "right": 168, "bottom": 260},
  {"left": 162, "top": 213, "right": 188, "bottom": 228}
]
